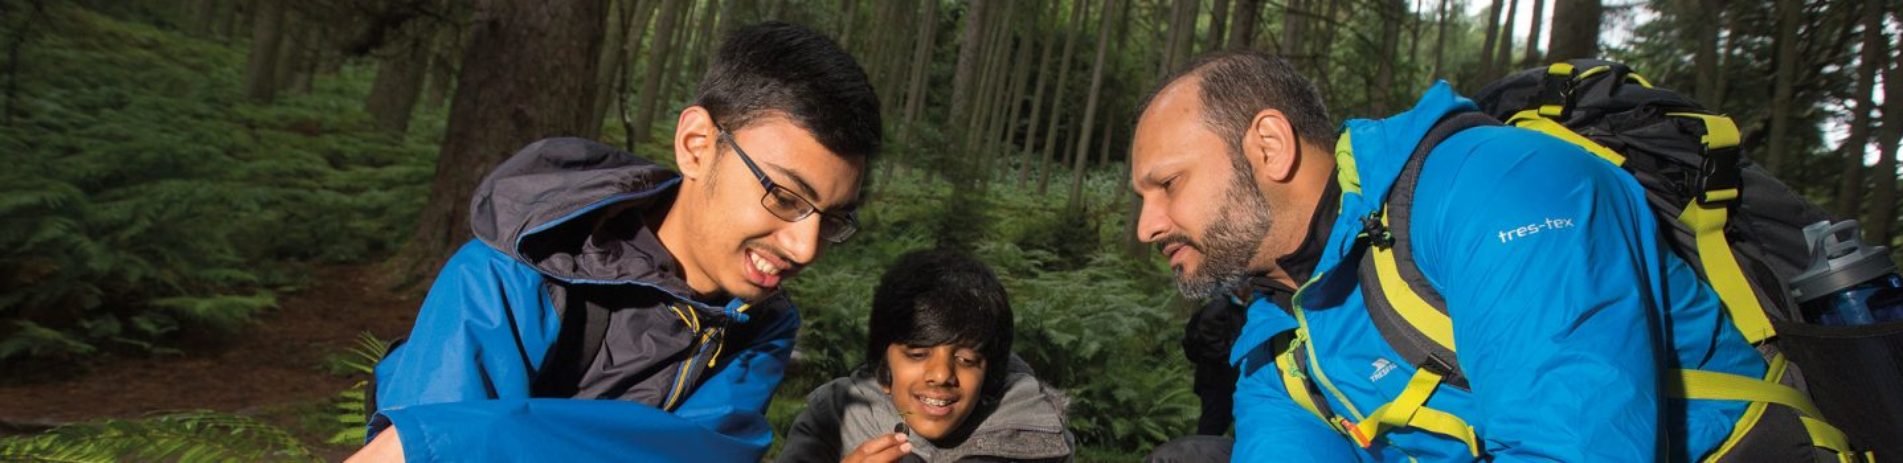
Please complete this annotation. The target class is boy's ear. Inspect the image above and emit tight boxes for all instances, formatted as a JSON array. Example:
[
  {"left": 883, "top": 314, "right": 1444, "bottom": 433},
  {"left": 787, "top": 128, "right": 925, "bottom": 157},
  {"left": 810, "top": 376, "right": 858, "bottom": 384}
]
[{"left": 673, "top": 106, "right": 719, "bottom": 180}]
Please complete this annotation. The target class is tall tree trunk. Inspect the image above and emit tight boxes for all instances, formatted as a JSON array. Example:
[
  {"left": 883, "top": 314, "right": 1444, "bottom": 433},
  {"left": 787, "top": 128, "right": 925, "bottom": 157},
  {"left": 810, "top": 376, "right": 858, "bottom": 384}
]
[
  {"left": 218, "top": 0, "right": 245, "bottom": 42},
  {"left": 1478, "top": 0, "right": 1504, "bottom": 83},
  {"left": 194, "top": 0, "right": 220, "bottom": 37},
  {"left": 1038, "top": 0, "right": 1087, "bottom": 195},
  {"left": 423, "top": 21, "right": 462, "bottom": 109},
  {"left": 688, "top": 0, "right": 722, "bottom": 78},
  {"left": 1546, "top": 0, "right": 1600, "bottom": 61},
  {"left": 1834, "top": 0, "right": 1883, "bottom": 218},
  {"left": 1097, "top": 104, "right": 1115, "bottom": 167},
  {"left": 1430, "top": 0, "right": 1450, "bottom": 80},
  {"left": 1522, "top": 0, "right": 1546, "bottom": 66},
  {"left": 589, "top": 0, "right": 633, "bottom": 138},
  {"left": 1282, "top": 0, "right": 1306, "bottom": 60},
  {"left": 1493, "top": 0, "right": 1519, "bottom": 79},
  {"left": 1208, "top": 0, "right": 1231, "bottom": 52},
  {"left": 993, "top": 13, "right": 1037, "bottom": 180},
  {"left": 1868, "top": 38, "right": 1902, "bottom": 247},
  {"left": 1692, "top": 0, "right": 1724, "bottom": 107},
  {"left": 947, "top": 0, "right": 990, "bottom": 138},
  {"left": 1373, "top": 0, "right": 1402, "bottom": 114},
  {"left": 241, "top": 0, "right": 287, "bottom": 103},
  {"left": 899, "top": 0, "right": 938, "bottom": 137},
  {"left": 1168, "top": 0, "right": 1197, "bottom": 74},
  {"left": 972, "top": 2, "right": 1019, "bottom": 178},
  {"left": 1017, "top": 9, "right": 1061, "bottom": 188},
  {"left": 1311, "top": 0, "right": 1343, "bottom": 99},
  {"left": 1068, "top": 0, "right": 1118, "bottom": 208},
  {"left": 271, "top": 8, "right": 308, "bottom": 94},
  {"left": 629, "top": 0, "right": 686, "bottom": 145},
  {"left": 1763, "top": 0, "right": 1800, "bottom": 175},
  {"left": 617, "top": 0, "right": 663, "bottom": 151},
  {"left": 366, "top": 32, "right": 433, "bottom": 135},
  {"left": 837, "top": 0, "right": 857, "bottom": 51},
  {"left": 1226, "top": 0, "right": 1259, "bottom": 49},
  {"left": 396, "top": 0, "right": 606, "bottom": 281}
]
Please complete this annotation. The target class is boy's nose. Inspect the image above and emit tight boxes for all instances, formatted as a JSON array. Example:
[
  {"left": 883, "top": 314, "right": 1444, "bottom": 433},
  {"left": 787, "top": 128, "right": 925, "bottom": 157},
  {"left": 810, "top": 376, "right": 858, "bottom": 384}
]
[{"left": 924, "top": 356, "right": 956, "bottom": 385}]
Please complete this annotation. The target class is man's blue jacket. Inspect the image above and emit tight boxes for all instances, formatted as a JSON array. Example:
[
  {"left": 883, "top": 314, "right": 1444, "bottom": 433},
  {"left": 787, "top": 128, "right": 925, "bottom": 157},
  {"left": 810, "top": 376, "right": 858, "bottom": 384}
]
[
  {"left": 1230, "top": 83, "right": 1764, "bottom": 461},
  {"left": 368, "top": 138, "right": 799, "bottom": 461}
]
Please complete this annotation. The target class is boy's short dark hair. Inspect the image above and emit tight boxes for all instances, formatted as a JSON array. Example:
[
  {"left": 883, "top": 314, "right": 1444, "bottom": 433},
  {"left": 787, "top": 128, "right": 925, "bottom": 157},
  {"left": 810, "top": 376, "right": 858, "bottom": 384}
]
[
  {"left": 695, "top": 21, "right": 882, "bottom": 161},
  {"left": 866, "top": 249, "right": 1014, "bottom": 397}
]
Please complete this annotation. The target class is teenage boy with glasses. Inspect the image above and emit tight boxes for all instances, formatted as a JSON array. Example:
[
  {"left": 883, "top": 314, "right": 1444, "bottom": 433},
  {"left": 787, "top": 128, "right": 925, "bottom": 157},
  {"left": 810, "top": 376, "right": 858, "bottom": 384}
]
[{"left": 349, "top": 22, "right": 880, "bottom": 462}]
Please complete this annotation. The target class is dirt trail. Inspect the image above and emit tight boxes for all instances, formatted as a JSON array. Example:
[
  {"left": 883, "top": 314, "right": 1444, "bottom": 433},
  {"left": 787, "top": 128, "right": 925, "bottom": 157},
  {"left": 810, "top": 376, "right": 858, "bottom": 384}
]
[{"left": 0, "top": 264, "right": 419, "bottom": 457}]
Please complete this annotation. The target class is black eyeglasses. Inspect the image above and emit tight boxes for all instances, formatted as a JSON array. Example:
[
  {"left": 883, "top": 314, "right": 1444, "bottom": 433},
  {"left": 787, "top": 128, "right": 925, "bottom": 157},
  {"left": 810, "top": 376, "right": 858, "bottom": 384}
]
[{"left": 716, "top": 128, "right": 859, "bottom": 243}]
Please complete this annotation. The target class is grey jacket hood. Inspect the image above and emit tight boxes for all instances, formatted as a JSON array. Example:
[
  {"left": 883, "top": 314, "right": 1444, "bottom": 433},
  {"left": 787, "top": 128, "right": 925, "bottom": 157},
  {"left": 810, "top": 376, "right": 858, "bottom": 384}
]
[
  {"left": 778, "top": 357, "right": 1075, "bottom": 462},
  {"left": 468, "top": 137, "right": 694, "bottom": 295}
]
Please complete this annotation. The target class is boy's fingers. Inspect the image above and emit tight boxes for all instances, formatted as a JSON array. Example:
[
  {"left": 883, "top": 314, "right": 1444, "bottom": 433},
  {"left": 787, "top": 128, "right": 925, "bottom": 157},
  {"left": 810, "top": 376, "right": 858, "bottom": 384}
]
[{"left": 845, "top": 433, "right": 912, "bottom": 463}]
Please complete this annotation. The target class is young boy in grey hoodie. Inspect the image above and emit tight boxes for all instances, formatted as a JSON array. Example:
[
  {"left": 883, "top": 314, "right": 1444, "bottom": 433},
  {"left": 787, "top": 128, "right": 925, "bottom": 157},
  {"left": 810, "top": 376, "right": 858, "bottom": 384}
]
[{"left": 777, "top": 250, "right": 1075, "bottom": 463}]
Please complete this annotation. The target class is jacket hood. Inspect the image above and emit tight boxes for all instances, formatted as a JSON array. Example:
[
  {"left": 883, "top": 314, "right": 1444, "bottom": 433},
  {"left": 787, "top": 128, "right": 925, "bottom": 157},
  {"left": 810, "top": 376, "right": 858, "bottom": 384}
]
[
  {"left": 1321, "top": 81, "right": 1478, "bottom": 270},
  {"left": 1230, "top": 82, "right": 1478, "bottom": 366},
  {"left": 468, "top": 137, "right": 690, "bottom": 293}
]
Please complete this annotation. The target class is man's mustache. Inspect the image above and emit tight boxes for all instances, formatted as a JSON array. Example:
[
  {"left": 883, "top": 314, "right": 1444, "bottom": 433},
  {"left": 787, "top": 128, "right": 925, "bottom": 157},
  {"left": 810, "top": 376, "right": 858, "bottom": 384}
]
[{"left": 1155, "top": 234, "right": 1198, "bottom": 256}]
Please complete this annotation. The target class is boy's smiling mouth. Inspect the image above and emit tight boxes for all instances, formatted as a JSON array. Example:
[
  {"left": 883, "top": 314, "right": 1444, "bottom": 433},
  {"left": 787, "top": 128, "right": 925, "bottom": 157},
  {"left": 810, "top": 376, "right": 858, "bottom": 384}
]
[{"left": 915, "top": 393, "right": 959, "bottom": 416}]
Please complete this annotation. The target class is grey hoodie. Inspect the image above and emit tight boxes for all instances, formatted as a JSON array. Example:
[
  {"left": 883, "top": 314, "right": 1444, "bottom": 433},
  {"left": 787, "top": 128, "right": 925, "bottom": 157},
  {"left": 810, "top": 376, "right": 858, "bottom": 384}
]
[{"left": 776, "top": 358, "right": 1075, "bottom": 463}]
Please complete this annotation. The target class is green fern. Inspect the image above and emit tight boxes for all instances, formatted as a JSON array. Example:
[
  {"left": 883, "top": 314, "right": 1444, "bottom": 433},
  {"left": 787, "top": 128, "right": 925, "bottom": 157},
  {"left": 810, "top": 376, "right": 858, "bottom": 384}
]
[
  {"left": 147, "top": 293, "right": 278, "bottom": 333},
  {"left": 324, "top": 332, "right": 390, "bottom": 445},
  {"left": 0, "top": 411, "right": 319, "bottom": 462}
]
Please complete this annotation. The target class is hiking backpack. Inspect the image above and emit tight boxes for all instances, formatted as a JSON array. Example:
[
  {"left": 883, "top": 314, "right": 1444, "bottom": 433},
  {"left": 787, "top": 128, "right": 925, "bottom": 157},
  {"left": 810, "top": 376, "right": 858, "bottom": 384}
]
[{"left": 1273, "top": 60, "right": 1888, "bottom": 461}]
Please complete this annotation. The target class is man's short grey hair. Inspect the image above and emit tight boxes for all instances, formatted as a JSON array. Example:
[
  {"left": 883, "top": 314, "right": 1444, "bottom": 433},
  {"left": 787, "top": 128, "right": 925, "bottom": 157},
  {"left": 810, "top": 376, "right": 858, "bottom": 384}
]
[{"left": 1138, "top": 50, "right": 1337, "bottom": 172}]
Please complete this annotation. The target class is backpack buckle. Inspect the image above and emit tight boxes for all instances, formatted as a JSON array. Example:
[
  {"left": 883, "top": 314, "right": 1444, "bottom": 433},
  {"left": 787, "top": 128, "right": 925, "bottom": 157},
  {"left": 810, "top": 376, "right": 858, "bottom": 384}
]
[
  {"left": 1361, "top": 212, "right": 1395, "bottom": 248},
  {"left": 1536, "top": 65, "right": 1578, "bottom": 119},
  {"left": 1697, "top": 145, "right": 1742, "bottom": 205}
]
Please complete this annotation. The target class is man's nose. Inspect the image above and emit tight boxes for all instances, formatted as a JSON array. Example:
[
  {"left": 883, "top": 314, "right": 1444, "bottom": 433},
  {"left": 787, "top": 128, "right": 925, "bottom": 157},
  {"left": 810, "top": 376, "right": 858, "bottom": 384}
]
[{"left": 1136, "top": 195, "right": 1171, "bottom": 244}]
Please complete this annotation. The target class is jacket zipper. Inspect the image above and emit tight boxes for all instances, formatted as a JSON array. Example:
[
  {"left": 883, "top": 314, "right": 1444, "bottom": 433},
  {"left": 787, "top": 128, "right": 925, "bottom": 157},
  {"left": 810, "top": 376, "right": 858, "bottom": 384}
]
[{"left": 658, "top": 304, "right": 723, "bottom": 409}]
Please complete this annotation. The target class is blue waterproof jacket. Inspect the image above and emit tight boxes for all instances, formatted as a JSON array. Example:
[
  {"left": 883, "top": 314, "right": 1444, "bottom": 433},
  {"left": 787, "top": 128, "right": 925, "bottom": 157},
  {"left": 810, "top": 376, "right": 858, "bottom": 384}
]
[
  {"left": 368, "top": 138, "right": 800, "bottom": 462},
  {"left": 1229, "top": 83, "right": 1765, "bottom": 461}
]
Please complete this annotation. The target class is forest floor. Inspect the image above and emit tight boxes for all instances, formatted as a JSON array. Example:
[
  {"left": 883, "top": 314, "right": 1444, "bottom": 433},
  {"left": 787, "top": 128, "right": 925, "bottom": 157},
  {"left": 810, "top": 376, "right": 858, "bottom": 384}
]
[{"left": 0, "top": 265, "right": 418, "bottom": 459}]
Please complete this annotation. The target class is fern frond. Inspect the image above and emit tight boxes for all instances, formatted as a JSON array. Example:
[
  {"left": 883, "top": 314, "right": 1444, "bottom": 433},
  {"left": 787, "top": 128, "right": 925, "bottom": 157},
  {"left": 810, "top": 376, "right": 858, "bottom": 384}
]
[{"left": 0, "top": 411, "right": 318, "bottom": 462}]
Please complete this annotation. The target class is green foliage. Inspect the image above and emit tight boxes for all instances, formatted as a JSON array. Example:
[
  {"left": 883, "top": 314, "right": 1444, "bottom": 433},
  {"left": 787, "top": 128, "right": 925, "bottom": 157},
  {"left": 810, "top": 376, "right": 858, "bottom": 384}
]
[
  {"left": 0, "top": 3, "right": 433, "bottom": 363},
  {"left": 0, "top": 411, "right": 319, "bottom": 462},
  {"left": 323, "top": 332, "right": 391, "bottom": 445}
]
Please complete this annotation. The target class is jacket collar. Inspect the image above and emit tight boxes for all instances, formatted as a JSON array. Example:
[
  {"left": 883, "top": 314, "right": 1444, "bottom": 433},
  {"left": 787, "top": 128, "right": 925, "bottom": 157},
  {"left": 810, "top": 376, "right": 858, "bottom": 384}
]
[{"left": 1229, "top": 81, "right": 1479, "bottom": 365}]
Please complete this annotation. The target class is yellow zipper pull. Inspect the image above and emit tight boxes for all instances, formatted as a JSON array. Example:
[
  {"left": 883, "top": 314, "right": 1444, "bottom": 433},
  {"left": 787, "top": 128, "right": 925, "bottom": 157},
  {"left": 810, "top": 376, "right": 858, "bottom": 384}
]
[{"left": 706, "top": 329, "right": 725, "bottom": 368}]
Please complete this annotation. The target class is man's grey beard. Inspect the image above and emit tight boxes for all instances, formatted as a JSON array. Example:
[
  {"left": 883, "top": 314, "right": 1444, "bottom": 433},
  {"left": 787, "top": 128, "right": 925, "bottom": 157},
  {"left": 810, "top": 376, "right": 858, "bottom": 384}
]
[{"left": 1174, "top": 168, "right": 1273, "bottom": 300}]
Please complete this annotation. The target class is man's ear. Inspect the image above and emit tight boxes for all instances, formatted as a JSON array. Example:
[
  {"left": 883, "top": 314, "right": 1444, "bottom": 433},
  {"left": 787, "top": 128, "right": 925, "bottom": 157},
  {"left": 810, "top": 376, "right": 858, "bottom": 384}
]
[
  {"left": 673, "top": 106, "right": 719, "bottom": 180},
  {"left": 1245, "top": 109, "right": 1300, "bottom": 183}
]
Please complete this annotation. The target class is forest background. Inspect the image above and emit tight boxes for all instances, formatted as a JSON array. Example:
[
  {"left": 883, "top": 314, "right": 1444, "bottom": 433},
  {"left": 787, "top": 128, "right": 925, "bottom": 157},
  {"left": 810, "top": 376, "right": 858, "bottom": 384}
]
[{"left": 0, "top": 0, "right": 1896, "bottom": 460}]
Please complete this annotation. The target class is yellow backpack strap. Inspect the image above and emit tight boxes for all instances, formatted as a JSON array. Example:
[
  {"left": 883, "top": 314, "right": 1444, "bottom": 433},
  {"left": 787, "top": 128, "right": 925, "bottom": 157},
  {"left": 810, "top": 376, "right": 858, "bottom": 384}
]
[
  {"left": 1505, "top": 109, "right": 1628, "bottom": 166},
  {"left": 1341, "top": 368, "right": 1482, "bottom": 457},
  {"left": 1273, "top": 330, "right": 1328, "bottom": 423},
  {"left": 1677, "top": 353, "right": 1857, "bottom": 460},
  {"left": 1368, "top": 220, "right": 1457, "bottom": 351},
  {"left": 1662, "top": 111, "right": 1775, "bottom": 345}
]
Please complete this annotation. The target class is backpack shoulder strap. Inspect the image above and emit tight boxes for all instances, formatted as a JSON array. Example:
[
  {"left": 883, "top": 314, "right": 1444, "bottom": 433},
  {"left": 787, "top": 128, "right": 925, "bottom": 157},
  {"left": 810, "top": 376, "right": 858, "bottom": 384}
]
[{"left": 1355, "top": 111, "right": 1500, "bottom": 391}]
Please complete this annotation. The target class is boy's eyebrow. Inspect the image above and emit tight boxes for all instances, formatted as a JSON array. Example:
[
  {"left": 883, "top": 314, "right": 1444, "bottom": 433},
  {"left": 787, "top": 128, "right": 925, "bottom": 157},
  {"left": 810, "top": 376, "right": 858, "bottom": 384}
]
[{"left": 764, "top": 163, "right": 825, "bottom": 207}]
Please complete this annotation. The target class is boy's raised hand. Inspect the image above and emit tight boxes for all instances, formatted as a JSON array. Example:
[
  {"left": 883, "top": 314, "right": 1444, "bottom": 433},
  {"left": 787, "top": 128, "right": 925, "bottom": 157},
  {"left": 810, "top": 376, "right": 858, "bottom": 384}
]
[{"left": 842, "top": 432, "right": 913, "bottom": 463}]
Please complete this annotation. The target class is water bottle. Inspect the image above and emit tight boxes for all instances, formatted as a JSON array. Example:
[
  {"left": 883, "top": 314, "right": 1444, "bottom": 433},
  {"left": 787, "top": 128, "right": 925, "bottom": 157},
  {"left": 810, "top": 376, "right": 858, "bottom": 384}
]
[{"left": 1788, "top": 220, "right": 1903, "bottom": 325}]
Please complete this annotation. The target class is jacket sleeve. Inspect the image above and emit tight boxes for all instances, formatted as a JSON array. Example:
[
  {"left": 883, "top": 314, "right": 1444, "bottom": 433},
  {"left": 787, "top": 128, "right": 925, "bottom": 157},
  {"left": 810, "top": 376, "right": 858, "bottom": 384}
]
[
  {"left": 1419, "top": 131, "right": 1667, "bottom": 461},
  {"left": 367, "top": 240, "right": 560, "bottom": 435},
  {"left": 1230, "top": 332, "right": 1361, "bottom": 462},
  {"left": 368, "top": 241, "right": 798, "bottom": 462}
]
